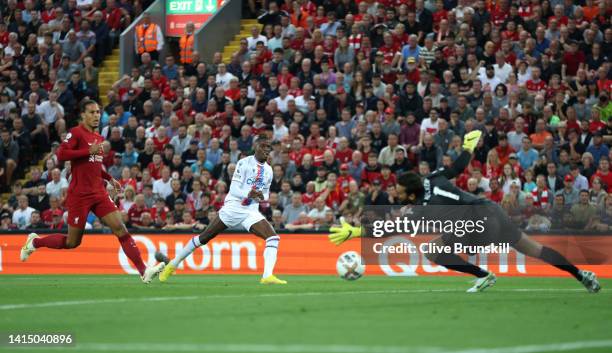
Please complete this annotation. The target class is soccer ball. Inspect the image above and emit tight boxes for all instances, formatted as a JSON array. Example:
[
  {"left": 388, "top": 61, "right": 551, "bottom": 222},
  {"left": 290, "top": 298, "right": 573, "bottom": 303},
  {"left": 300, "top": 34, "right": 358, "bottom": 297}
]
[{"left": 336, "top": 251, "right": 365, "bottom": 281}]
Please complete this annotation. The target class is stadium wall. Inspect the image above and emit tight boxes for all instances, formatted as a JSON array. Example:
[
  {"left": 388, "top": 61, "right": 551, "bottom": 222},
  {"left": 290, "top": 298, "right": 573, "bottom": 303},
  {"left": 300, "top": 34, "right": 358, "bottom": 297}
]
[
  {"left": 1, "top": 233, "right": 611, "bottom": 277},
  {"left": 194, "top": 0, "right": 242, "bottom": 63},
  {"left": 119, "top": 0, "right": 166, "bottom": 76}
]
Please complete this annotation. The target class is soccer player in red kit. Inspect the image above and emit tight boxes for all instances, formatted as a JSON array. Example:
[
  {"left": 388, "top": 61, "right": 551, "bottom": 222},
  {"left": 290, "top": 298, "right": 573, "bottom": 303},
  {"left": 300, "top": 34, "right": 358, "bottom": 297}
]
[{"left": 20, "top": 100, "right": 165, "bottom": 283}]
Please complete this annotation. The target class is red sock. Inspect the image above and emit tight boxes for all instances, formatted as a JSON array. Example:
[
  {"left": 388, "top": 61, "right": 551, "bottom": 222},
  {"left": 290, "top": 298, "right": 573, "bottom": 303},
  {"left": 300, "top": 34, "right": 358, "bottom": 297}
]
[
  {"left": 118, "top": 234, "right": 146, "bottom": 276},
  {"left": 32, "top": 234, "right": 67, "bottom": 249}
]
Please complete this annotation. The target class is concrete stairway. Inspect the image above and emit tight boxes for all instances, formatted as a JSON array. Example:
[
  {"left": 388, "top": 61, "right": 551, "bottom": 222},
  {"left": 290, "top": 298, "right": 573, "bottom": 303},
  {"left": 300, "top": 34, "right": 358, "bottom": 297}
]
[{"left": 221, "top": 19, "right": 260, "bottom": 63}]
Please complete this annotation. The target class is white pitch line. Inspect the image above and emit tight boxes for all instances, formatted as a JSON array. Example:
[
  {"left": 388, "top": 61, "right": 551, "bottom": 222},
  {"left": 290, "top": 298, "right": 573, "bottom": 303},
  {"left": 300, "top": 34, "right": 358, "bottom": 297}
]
[
  {"left": 5, "top": 340, "right": 612, "bottom": 353},
  {"left": 451, "top": 340, "right": 612, "bottom": 353},
  {"left": 0, "top": 296, "right": 200, "bottom": 311},
  {"left": 0, "top": 288, "right": 588, "bottom": 311}
]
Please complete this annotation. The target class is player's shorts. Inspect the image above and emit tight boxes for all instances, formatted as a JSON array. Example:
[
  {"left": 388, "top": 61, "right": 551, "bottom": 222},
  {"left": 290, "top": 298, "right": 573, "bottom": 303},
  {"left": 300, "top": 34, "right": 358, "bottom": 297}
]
[
  {"left": 441, "top": 200, "right": 522, "bottom": 248},
  {"left": 218, "top": 202, "right": 266, "bottom": 231},
  {"left": 65, "top": 193, "right": 118, "bottom": 229}
]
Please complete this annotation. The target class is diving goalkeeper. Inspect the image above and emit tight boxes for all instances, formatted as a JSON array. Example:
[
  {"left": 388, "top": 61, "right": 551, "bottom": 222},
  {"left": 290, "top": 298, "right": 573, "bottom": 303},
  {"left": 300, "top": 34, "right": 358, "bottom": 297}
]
[{"left": 329, "top": 131, "right": 601, "bottom": 293}]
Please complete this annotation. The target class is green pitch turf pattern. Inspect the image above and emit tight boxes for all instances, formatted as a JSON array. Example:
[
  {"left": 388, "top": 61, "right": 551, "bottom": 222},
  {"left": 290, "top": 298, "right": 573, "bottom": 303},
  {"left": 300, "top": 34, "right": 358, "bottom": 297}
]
[{"left": 0, "top": 275, "right": 610, "bottom": 353}]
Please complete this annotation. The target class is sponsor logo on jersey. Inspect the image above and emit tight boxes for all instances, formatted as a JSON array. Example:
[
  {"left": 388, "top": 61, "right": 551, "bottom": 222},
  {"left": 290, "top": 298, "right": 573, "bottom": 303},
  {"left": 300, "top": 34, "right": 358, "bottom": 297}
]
[
  {"left": 246, "top": 177, "right": 265, "bottom": 187},
  {"left": 87, "top": 142, "right": 104, "bottom": 162},
  {"left": 88, "top": 155, "right": 104, "bottom": 163},
  {"left": 245, "top": 165, "right": 265, "bottom": 188},
  {"left": 242, "top": 164, "right": 265, "bottom": 206}
]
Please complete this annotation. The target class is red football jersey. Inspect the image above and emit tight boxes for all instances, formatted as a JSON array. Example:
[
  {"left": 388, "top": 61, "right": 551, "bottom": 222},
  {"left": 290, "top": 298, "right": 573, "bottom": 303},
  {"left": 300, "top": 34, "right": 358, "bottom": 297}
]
[
  {"left": 57, "top": 125, "right": 109, "bottom": 196},
  {"left": 526, "top": 79, "right": 546, "bottom": 92}
]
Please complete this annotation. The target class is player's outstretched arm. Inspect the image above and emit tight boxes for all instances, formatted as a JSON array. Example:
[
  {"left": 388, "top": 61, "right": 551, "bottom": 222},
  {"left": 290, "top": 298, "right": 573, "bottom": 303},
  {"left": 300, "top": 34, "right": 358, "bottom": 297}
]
[
  {"left": 438, "top": 130, "right": 482, "bottom": 180},
  {"left": 328, "top": 219, "right": 362, "bottom": 246}
]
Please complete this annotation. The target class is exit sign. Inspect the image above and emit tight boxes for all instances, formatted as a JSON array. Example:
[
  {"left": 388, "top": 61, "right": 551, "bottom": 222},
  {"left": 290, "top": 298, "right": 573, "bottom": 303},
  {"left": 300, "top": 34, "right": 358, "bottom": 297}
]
[{"left": 167, "top": 0, "right": 217, "bottom": 14}]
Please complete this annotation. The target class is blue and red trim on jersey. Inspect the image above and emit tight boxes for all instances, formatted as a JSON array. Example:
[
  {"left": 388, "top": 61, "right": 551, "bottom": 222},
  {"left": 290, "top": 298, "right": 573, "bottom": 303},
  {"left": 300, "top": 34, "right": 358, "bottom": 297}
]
[{"left": 242, "top": 162, "right": 265, "bottom": 206}]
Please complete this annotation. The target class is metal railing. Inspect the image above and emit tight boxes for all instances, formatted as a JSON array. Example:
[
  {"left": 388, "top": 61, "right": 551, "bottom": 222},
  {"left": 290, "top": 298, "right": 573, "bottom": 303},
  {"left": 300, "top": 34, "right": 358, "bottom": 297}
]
[
  {"left": 119, "top": 0, "right": 166, "bottom": 76},
  {"left": 194, "top": 0, "right": 242, "bottom": 63}
]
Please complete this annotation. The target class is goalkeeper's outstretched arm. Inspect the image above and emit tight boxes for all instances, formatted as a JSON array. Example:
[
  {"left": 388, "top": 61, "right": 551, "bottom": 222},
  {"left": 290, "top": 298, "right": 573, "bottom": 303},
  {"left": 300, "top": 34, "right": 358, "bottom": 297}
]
[
  {"left": 438, "top": 130, "right": 481, "bottom": 180},
  {"left": 328, "top": 131, "right": 482, "bottom": 246}
]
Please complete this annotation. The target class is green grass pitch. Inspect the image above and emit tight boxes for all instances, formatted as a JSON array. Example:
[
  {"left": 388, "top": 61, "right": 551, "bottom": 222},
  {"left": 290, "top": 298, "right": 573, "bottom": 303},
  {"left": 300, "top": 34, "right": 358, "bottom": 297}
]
[{"left": 0, "top": 275, "right": 611, "bottom": 353}]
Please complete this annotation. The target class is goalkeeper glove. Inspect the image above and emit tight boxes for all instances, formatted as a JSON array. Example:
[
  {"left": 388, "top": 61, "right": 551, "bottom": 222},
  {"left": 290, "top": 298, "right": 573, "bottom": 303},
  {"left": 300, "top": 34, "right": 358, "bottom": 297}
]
[
  {"left": 462, "top": 130, "right": 482, "bottom": 153},
  {"left": 328, "top": 220, "right": 362, "bottom": 246}
]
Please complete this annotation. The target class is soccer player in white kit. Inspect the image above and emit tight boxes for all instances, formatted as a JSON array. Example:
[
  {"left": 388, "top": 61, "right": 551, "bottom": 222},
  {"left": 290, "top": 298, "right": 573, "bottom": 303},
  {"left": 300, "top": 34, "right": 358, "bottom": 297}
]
[{"left": 159, "top": 135, "right": 287, "bottom": 284}]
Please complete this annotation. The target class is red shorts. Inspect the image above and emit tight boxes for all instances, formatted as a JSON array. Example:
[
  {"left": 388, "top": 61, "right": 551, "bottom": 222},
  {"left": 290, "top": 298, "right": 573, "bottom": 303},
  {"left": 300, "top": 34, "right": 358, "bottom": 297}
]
[{"left": 66, "top": 193, "right": 118, "bottom": 229}]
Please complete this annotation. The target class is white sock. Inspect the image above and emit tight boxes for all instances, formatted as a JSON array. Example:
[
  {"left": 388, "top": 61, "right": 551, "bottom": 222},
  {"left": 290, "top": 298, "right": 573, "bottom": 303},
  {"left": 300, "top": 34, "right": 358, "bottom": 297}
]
[
  {"left": 262, "top": 236, "right": 280, "bottom": 278},
  {"left": 170, "top": 236, "right": 201, "bottom": 267}
]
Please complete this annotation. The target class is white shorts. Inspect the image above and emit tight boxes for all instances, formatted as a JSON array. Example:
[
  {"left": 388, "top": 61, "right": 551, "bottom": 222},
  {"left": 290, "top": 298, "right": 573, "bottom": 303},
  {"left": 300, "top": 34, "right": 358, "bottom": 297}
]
[{"left": 218, "top": 202, "right": 266, "bottom": 231}]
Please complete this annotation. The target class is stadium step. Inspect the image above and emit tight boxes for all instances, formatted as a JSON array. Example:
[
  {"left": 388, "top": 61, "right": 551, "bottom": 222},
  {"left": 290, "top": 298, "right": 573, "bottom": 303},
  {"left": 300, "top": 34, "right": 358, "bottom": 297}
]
[
  {"left": 224, "top": 45, "right": 240, "bottom": 53},
  {"left": 99, "top": 48, "right": 121, "bottom": 106},
  {"left": 103, "top": 59, "right": 120, "bottom": 67},
  {"left": 220, "top": 20, "right": 260, "bottom": 63},
  {"left": 1, "top": 158, "right": 45, "bottom": 204}
]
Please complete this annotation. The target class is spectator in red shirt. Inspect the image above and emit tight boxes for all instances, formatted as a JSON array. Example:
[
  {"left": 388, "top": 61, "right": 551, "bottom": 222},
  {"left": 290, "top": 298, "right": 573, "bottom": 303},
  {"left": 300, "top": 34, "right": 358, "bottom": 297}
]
[
  {"left": 150, "top": 198, "right": 169, "bottom": 225},
  {"left": 127, "top": 194, "right": 149, "bottom": 226},
  {"left": 337, "top": 164, "right": 355, "bottom": 194},
  {"left": 40, "top": 0, "right": 56, "bottom": 24},
  {"left": 532, "top": 175, "right": 551, "bottom": 209},
  {"left": 41, "top": 196, "right": 63, "bottom": 226},
  {"left": 432, "top": 0, "right": 448, "bottom": 30},
  {"left": 592, "top": 157, "right": 612, "bottom": 190},
  {"left": 562, "top": 41, "right": 586, "bottom": 79},
  {"left": 225, "top": 78, "right": 241, "bottom": 101},
  {"left": 321, "top": 173, "right": 345, "bottom": 210},
  {"left": 152, "top": 126, "right": 170, "bottom": 151},
  {"left": 335, "top": 137, "right": 353, "bottom": 164},
  {"left": 147, "top": 153, "right": 164, "bottom": 180},
  {"left": 301, "top": 181, "right": 318, "bottom": 207},
  {"left": 289, "top": 137, "right": 308, "bottom": 167},
  {"left": 360, "top": 152, "right": 382, "bottom": 189},
  {"left": 378, "top": 32, "right": 401, "bottom": 66},
  {"left": 589, "top": 109, "right": 606, "bottom": 134},
  {"left": 495, "top": 134, "right": 514, "bottom": 165},
  {"left": 311, "top": 136, "right": 330, "bottom": 167},
  {"left": 526, "top": 67, "right": 547, "bottom": 93},
  {"left": 548, "top": 4, "right": 569, "bottom": 26},
  {"left": 485, "top": 178, "right": 504, "bottom": 204},
  {"left": 0, "top": 23, "right": 9, "bottom": 47},
  {"left": 118, "top": 167, "right": 137, "bottom": 190},
  {"left": 379, "top": 165, "right": 397, "bottom": 191}
]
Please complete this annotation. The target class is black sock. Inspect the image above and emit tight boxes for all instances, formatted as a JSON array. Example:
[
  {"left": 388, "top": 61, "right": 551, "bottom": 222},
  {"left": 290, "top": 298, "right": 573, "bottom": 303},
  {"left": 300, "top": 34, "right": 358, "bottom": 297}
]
[
  {"left": 539, "top": 247, "right": 582, "bottom": 281},
  {"left": 434, "top": 253, "right": 489, "bottom": 278}
]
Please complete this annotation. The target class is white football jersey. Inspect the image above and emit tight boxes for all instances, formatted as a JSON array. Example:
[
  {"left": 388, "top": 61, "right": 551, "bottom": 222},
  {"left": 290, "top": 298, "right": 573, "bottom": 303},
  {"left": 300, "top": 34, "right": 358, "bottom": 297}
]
[{"left": 225, "top": 155, "right": 273, "bottom": 210}]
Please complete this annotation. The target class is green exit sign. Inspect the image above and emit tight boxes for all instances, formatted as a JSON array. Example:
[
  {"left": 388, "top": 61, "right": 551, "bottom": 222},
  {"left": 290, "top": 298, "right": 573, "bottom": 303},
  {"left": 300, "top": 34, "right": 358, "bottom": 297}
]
[{"left": 167, "top": 0, "right": 217, "bottom": 14}]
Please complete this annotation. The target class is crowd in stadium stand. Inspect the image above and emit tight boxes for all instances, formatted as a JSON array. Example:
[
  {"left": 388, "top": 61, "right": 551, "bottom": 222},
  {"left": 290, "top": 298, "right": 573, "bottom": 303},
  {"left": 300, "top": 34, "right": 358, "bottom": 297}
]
[{"left": 0, "top": 0, "right": 611, "bottom": 233}]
